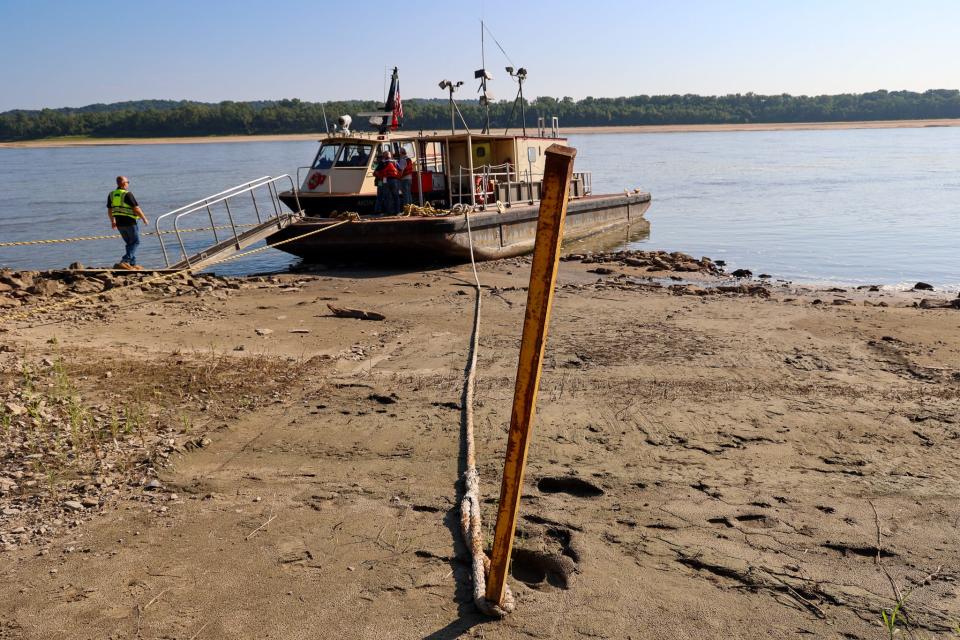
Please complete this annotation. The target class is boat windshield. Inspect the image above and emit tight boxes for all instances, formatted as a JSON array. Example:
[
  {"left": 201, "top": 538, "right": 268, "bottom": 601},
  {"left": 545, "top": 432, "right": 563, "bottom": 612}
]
[
  {"left": 312, "top": 144, "right": 339, "bottom": 170},
  {"left": 336, "top": 143, "right": 374, "bottom": 168}
]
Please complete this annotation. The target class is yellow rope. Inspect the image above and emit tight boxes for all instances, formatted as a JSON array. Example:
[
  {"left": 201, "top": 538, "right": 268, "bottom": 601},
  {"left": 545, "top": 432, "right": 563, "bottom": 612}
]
[
  {"left": 0, "top": 220, "right": 350, "bottom": 326},
  {"left": 0, "top": 223, "right": 261, "bottom": 248},
  {"left": 398, "top": 203, "right": 454, "bottom": 218}
]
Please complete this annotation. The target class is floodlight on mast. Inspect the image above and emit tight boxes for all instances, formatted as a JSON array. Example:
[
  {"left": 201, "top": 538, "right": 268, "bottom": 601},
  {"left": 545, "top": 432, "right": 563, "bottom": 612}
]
[
  {"left": 506, "top": 66, "right": 529, "bottom": 136},
  {"left": 439, "top": 79, "right": 464, "bottom": 134}
]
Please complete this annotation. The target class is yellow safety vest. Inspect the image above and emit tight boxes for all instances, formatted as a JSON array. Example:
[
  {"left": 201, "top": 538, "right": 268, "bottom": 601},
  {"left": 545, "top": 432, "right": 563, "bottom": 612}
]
[{"left": 109, "top": 189, "right": 138, "bottom": 219}]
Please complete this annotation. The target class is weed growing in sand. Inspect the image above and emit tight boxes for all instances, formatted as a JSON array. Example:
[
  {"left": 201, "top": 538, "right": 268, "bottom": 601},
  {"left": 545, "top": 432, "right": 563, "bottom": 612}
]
[
  {"left": 25, "top": 399, "right": 45, "bottom": 455},
  {"left": 52, "top": 356, "right": 75, "bottom": 400},
  {"left": 108, "top": 410, "right": 121, "bottom": 444},
  {"left": 20, "top": 361, "right": 35, "bottom": 393},
  {"left": 2, "top": 347, "right": 307, "bottom": 521},
  {"left": 44, "top": 468, "right": 59, "bottom": 493},
  {"left": 178, "top": 412, "right": 193, "bottom": 434},
  {"left": 66, "top": 397, "right": 90, "bottom": 456},
  {"left": 881, "top": 589, "right": 911, "bottom": 639}
]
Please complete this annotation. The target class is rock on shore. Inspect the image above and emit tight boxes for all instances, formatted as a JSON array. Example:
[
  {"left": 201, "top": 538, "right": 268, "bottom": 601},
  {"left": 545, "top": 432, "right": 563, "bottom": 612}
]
[{"left": 562, "top": 250, "right": 724, "bottom": 275}]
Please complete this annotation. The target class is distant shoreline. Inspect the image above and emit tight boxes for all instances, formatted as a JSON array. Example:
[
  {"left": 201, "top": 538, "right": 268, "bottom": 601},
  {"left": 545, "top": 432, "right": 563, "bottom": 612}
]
[{"left": 2, "top": 118, "right": 959, "bottom": 148}]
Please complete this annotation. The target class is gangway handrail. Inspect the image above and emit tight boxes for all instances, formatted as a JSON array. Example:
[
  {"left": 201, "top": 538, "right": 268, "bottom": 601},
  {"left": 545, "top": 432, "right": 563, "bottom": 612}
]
[
  {"left": 172, "top": 175, "right": 300, "bottom": 268},
  {"left": 155, "top": 175, "right": 272, "bottom": 229},
  {"left": 155, "top": 176, "right": 274, "bottom": 265},
  {"left": 156, "top": 175, "right": 302, "bottom": 268}
]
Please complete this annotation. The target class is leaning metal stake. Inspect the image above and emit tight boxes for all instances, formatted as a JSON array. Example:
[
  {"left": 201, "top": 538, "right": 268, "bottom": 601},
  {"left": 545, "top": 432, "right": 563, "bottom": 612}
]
[{"left": 485, "top": 143, "right": 577, "bottom": 608}]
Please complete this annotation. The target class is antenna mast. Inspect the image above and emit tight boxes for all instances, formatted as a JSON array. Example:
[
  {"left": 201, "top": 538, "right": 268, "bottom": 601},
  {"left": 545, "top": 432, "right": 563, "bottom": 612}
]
[{"left": 476, "top": 20, "right": 492, "bottom": 134}]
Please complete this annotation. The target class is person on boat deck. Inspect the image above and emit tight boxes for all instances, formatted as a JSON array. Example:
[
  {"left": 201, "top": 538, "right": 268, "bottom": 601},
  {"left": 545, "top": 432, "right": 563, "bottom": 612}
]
[
  {"left": 374, "top": 151, "right": 402, "bottom": 215},
  {"left": 373, "top": 152, "right": 388, "bottom": 214},
  {"left": 106, "top": 176, "right": 149, "bottom": 270},
  {"left": 397, "top": 148, "right": 415, "bottom": 208}
]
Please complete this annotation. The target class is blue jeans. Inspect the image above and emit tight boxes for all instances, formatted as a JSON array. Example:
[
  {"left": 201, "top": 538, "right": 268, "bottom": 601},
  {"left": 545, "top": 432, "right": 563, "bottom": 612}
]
[
  {"left": 399, "top": 177, "right": 413, "bottom": 207},
  {"left": 385, "top": 179, "right": 401, "bottom": 214},
  {"left": 117, "top": 224, "right": 140, "bottom": 265},
  {"left": 375, "top": 182, "right": 389, "bottom": 214}
]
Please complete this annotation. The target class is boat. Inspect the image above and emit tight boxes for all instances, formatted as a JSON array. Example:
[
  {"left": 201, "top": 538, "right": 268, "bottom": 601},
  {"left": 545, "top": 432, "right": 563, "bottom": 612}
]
[{"left": 269, "top": 68, "right": 651, "bottom": 263}]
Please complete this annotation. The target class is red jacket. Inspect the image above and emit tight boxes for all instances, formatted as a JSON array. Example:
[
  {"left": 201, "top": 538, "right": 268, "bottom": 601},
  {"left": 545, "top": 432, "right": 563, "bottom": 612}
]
[
  {"left": 400, "top": 157, "right": 415, "bottom": 178},
  {"left": 376, "top": 160, "right": 400, "bottom": 180}
]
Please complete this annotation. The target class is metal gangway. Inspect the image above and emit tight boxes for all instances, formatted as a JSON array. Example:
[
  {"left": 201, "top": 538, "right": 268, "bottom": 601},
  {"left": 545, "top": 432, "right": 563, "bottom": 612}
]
[{"left": 155, "top": 176, "right": 303, "bottom": 271}]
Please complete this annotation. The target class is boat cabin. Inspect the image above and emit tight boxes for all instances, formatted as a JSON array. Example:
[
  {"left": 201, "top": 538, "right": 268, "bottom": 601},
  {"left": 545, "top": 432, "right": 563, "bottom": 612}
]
[{"left": 293, "top": 126, "right": 591, "bottom": 216}]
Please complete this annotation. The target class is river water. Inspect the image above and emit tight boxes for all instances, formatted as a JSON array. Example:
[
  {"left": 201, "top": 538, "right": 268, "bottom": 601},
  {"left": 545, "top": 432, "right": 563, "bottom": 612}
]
[{"left": 1, "top": 126, "right": 958, "bottom": 289}]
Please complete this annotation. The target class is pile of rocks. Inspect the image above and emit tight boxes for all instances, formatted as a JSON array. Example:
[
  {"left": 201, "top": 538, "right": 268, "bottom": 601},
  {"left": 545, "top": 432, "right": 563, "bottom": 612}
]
[
  {"left": 918, "top": 297, "right": 960, "bottom": 310},
  {"left": 669, "top": 283, "right": 771, "bottom": 298},
  {"left": 562, "top": 250, "right": 725, "bottom": 275},
  {"left": 0, "top": 267, "right": 246, "bottom": 317},
  {"left": 0, "top": 269, "right": 69, "bottom": 308}
]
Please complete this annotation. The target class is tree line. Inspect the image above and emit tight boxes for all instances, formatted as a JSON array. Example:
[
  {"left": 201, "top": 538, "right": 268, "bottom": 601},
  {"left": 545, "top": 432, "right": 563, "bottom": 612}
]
[{"left": 2, "top": 90, "right": 960, "bottom": 141}]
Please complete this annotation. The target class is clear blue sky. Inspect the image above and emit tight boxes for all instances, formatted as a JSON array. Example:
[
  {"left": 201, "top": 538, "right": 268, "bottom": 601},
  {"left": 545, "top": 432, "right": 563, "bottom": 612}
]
[{"left": 1, "top": 0, "right": 958, "bottom": 111}]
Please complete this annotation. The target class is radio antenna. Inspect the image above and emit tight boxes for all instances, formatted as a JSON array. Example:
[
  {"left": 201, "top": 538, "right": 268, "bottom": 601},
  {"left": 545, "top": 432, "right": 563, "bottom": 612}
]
[{"left": 476, "top": 20, "right": 492, "bottom": 134}]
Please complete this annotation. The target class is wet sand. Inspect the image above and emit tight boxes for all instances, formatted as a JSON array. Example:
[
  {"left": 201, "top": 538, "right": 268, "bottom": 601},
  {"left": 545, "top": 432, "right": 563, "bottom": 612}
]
[
  {"left": 1, "top": 256, "right": 959, "bottom": 639},
  {"left": 3, "top": 118, "right": 960, "bottom": 148}
]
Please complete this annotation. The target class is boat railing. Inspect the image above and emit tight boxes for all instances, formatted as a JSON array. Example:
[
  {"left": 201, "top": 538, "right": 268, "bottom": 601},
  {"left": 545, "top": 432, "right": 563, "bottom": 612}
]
[
  {"left": 453, "top": 164, "right": 591, "bottom": 211},
  {"left": 536, "top": 116, "right": 561, "bottom": 138},
  {"left": 576, "top": 171, "right": 593, "bottom": 196},
  {"left": 154, "top": 175, "right": 302, "bottom": 268},
  {"left": 454, "top": 163, "right": 532, "bottom": 211}
]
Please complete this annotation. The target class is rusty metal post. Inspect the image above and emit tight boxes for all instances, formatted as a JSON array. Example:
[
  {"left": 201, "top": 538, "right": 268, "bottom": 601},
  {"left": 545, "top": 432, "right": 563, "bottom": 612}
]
[{"left": 485, "top": 143, "right": 576, "bottom": 607}]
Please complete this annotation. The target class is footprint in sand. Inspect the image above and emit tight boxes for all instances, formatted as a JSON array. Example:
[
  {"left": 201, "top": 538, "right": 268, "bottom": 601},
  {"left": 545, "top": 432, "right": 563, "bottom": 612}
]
[{"left": 536, "top": 476, "right": 604, "bottom": 497}]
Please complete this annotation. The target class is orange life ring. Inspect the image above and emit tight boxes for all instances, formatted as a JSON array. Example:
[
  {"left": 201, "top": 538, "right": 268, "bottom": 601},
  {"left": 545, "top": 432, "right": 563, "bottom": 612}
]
[{"left": 474, "top": 176, "right": 486, "bottom": 204}]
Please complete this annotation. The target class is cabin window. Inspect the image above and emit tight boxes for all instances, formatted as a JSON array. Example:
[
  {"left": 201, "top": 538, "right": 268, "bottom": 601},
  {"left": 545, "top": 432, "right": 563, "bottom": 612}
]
[
  {"left": 372, "top": 142, "right": 412, "bottom": 160},
  {"left": 336, "top": 143, "right": 373, "bottom": 168},
  {"left": 312, "top": 144, "right": 339, "bottom": 170},
  {"left": 420, "top": 141, "right": 445, "bottom": 173}
]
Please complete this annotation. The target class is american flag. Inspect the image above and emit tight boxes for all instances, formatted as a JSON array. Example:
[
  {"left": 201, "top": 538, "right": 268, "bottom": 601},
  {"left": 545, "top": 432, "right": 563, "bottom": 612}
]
[{"left": 391, "top": 83, "right": 403, "bottom": 130}]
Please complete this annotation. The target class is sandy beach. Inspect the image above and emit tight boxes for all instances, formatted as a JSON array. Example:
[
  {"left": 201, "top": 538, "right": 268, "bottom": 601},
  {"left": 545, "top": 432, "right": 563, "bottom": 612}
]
[
  {"left": 1, "top": 254, "right": 958, "bottom": 639},
  {"left": 3, "top": 118, "right": 960, "bottom": 148}
]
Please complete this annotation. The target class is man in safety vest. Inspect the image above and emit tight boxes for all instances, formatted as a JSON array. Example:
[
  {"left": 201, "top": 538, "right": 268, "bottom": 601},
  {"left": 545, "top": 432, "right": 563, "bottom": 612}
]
[{"left": 106, "top": 176, "right": 149, "bottom": 270}]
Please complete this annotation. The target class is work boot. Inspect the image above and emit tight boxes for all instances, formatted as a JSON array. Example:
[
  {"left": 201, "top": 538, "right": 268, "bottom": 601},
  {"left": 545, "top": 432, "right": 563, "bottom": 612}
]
[
  {"left": 130, "top": 265, "right": 144, "bottom": 271},
  {"left": 118, "top": 262, "right": 133, "bottom": 270}
]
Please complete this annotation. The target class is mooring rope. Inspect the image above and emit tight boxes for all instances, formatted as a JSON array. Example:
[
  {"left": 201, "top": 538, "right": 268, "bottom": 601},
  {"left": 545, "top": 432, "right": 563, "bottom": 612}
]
[
  {"left": 0, "top": 223, "right": 260, "bottom": 248},
  {"left": 459, "top": 209, "right": 515, "bottom": 617}
]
